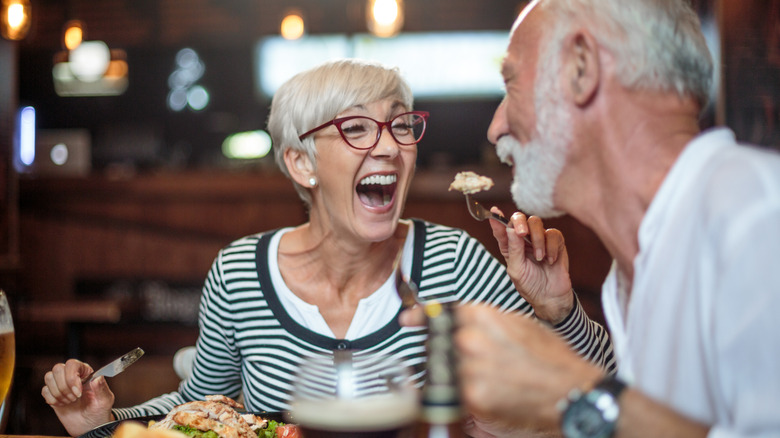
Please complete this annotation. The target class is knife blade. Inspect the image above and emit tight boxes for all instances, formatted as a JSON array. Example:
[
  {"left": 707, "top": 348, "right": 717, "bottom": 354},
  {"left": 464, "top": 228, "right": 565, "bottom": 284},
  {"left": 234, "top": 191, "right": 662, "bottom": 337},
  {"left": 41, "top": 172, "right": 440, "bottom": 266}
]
[{"left": 83, "top": 347, "right": 145, "bottom": 383}]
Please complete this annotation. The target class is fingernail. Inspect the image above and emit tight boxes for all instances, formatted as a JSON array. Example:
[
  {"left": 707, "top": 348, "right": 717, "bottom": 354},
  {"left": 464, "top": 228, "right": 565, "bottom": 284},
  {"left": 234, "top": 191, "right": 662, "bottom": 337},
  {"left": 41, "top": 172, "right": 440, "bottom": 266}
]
[
  {"left": 548, "top": 256, "right": 555, "bottom": 265},
  {"left": 536, "top": 248, "right": 544, "bottom": 261},
  {"left": 72, "top": 386, "right": 81, "bottom": 397}
]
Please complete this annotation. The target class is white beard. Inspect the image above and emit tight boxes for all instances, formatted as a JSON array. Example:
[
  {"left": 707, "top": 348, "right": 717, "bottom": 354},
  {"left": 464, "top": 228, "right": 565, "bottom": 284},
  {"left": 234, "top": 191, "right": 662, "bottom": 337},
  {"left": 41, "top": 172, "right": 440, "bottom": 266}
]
[{"left": 495, "top": 42, "right": 571, "bottom": 219}]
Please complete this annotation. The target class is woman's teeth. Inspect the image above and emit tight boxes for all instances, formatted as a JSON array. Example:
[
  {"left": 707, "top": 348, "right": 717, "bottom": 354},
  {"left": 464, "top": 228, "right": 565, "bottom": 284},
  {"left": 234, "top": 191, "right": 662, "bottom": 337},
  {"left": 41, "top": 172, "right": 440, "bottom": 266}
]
[
  {"left": 357, "top": 174, "right": 397, "bottom": 207},
  {"left": 359, "top": 174, "right": 397, "bottom": 186}
]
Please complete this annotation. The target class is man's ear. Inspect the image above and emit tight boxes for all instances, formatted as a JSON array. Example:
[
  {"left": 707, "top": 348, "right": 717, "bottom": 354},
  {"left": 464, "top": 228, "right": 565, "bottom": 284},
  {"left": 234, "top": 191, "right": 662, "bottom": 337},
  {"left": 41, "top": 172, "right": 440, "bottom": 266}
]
[
  {"left": 563, "top": 30, "right": 600, "bottom": 107},
  {"left": 284, "top": 147, "right": 316, "bottom": 187}
]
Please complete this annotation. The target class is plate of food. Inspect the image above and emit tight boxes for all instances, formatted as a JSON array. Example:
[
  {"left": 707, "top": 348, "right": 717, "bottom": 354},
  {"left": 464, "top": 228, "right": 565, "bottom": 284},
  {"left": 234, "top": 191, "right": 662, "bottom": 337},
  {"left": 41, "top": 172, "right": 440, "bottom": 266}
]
[{"left": 78, "top": 396, "right": 298, "bottom": 438}]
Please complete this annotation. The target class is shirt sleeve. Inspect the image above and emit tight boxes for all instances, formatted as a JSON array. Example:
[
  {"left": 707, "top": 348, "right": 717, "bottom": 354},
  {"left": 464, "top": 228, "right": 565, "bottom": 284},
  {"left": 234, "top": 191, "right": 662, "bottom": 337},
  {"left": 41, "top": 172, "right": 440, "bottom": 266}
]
[
  {"left": 112, "top": 392, "right": 187, "bottom": 420},
  {"left": 552, "top": 292, "right": 616, "bottom": 373},
  {"left": 447, "top": 229, "right": 615, "bottom": 372}
]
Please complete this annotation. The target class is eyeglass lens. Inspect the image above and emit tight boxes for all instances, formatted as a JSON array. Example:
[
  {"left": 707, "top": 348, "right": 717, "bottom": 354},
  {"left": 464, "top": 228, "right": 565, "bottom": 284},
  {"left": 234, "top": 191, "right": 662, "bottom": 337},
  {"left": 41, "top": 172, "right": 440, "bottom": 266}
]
[{"left": 339, "top": 113, "right": 426, "bottom": 150}]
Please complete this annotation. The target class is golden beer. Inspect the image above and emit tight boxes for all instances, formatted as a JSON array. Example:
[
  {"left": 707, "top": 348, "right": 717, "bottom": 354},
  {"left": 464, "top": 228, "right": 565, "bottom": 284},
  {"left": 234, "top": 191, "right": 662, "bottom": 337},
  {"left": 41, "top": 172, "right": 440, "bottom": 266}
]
[
  {"left": 0, "top": 291, "right": 14, "bottom": 405},
  {"left": 0, "top": 329, "right": 14, "bottom": 402}
]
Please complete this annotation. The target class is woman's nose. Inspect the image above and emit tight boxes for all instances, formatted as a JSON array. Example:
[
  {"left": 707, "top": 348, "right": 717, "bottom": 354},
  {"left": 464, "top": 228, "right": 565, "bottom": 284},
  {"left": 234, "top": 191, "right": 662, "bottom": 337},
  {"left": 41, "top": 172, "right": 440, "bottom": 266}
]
[{"left": 370, "top": 126, "right": 401, "bottom": 158}]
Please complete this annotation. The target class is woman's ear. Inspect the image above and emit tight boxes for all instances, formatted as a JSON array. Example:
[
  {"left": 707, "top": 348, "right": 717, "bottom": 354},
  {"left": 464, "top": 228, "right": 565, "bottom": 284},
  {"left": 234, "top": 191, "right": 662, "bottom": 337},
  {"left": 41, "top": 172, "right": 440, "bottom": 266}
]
[
  {"left": 563, "top": 30, "right": 600, "bottom": 107},
  {"left": 284, "top": 147, "right": 316, "bottom": 188}
]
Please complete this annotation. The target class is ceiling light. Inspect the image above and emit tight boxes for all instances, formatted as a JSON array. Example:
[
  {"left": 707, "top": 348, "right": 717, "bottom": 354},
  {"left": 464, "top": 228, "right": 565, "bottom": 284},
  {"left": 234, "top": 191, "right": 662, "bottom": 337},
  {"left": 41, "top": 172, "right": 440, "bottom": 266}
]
[
  {"left": 367, "top": 0, "right": 404, "bottom": 38},
  {"left": 63, "top": 20, "right": 83, "bottom": 50},
  {"left": 1, "top": 0, "right": 31, "bottom": 40},
  {"left": 281, "top": 11, "right": 305, "bottom": 40}
]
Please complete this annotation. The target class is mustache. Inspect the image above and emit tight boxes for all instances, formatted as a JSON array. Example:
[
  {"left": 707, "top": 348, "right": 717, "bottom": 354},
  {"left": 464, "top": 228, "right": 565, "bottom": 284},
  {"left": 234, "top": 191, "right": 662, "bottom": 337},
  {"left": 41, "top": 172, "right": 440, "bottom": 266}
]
[{"left": 495, "top": 135, "right": 519, "bottom": 166}]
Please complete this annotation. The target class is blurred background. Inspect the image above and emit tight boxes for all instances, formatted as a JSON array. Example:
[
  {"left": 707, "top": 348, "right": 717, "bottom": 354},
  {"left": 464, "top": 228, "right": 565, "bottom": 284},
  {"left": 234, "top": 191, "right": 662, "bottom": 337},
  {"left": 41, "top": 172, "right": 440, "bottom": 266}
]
[{"left": 0, "top": 0, "right": 778, "bottom": 435}]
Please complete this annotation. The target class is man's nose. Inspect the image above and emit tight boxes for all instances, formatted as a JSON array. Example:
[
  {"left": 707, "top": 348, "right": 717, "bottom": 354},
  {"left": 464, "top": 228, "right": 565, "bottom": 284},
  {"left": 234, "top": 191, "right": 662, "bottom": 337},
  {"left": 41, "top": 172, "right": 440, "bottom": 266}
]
[{"left": 487, "top": 97, "right": 509, "bottom": 145}]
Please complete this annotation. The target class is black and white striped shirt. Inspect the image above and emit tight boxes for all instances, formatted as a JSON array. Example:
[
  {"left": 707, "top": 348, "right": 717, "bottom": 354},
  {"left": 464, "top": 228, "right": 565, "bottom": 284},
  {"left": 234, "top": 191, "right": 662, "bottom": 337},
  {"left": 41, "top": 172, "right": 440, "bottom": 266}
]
[{"left": 114, "top": 219, "right": 614, "bottom": 419}]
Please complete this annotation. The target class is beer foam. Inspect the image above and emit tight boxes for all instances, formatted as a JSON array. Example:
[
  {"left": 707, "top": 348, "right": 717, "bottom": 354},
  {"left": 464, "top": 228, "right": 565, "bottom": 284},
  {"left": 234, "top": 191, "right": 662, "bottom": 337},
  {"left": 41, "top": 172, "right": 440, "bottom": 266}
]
[{"left": 291, "top": 393, "right": 419, "bottom": 431}]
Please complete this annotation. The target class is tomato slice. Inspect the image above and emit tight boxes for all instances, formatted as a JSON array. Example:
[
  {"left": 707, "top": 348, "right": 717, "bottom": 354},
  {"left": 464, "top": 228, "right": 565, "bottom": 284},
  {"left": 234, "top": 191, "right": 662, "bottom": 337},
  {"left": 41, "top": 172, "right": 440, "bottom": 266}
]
[{"left": 274, "top": 424, "right": 301, "bottom": 438}]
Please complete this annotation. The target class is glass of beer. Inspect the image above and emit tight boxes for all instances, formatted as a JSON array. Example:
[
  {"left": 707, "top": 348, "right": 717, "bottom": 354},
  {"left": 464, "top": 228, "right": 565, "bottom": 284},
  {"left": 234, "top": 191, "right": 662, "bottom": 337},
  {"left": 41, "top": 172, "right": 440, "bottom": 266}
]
[
  {"left": 289, "top": 350, "right": 419, "bottom": 438},
  {"left": 0, "top": 290, "right": 14, "bottom": 404}
]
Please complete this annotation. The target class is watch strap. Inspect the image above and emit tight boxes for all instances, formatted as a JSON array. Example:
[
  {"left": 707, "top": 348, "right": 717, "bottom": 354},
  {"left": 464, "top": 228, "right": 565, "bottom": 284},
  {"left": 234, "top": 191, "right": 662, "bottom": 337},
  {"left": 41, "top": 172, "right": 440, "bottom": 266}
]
[{"left": 594, "top": 374, "right": 626, "bottom": 399}]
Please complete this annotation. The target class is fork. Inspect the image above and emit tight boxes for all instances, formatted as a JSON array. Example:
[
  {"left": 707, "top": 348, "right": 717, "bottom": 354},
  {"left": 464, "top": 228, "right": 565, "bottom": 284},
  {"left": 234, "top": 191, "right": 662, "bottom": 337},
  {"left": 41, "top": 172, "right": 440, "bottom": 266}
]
[
  {"left": 391, "top": 247, "right": 422, "bottom": 310},
  {"left": 464, "top": 194, "right": 532, "bottom": 244}
]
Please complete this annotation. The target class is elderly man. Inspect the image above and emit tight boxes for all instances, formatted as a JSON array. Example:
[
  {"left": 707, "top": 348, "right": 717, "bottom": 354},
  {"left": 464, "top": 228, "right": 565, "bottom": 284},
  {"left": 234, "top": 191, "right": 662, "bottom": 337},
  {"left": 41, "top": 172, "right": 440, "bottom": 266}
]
[{"left": 454, "top": 0, "right": 780, "bottom": 437}]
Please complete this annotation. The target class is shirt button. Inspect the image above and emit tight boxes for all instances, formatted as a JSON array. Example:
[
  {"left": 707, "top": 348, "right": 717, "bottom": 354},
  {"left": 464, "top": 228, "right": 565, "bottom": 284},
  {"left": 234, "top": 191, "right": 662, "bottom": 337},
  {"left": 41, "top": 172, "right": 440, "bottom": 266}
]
[{"left": 336, "top": 341, "right": 349, "bottom": 350}]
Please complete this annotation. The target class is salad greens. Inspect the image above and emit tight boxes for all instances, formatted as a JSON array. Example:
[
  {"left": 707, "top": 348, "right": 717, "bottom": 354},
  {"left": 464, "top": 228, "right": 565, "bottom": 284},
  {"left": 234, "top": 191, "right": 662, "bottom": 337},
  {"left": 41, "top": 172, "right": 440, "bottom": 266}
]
[
  {"left": 172, "top": 425, "right": 219, "bottom": 438},
  {"left": 172, "top": 420, "right": 287, "bottom": 438}
]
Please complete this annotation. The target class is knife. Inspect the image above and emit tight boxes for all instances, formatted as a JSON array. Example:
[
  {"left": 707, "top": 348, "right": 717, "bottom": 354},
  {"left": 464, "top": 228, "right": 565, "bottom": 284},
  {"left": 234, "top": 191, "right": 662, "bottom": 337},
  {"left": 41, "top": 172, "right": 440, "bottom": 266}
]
[{"left": 83, "top": 347, "right": 145, "bottom": 383}]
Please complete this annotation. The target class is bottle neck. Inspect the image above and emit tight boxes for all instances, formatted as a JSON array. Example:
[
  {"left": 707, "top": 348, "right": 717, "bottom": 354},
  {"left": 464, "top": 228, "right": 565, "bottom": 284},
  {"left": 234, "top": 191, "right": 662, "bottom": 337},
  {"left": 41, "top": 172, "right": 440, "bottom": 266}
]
[{"left": 421, "top": 301, "right": 462, "bottom": 424}]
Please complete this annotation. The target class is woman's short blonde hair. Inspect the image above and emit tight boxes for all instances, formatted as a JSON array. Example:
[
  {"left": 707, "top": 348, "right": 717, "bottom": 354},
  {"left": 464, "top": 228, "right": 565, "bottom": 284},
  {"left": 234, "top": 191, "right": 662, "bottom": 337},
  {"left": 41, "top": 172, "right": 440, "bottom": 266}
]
[{"left": 267, "top": 58, "right": 414, "bottom": 207}]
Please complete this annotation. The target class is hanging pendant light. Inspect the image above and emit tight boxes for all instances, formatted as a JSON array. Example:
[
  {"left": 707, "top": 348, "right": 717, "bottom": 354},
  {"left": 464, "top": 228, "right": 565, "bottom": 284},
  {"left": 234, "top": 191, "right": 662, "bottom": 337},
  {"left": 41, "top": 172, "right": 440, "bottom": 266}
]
[
  {"left": 1, "top": 0, "right": 32, "bottom": 41},
  {"left": 367, "top": 0, "right": 404, "bottom": 38}
]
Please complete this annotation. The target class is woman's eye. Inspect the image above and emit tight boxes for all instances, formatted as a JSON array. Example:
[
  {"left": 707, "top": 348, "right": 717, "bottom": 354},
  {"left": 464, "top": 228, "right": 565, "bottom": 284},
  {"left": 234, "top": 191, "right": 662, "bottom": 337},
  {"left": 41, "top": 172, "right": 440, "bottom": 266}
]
[
  {"left": 392, "top": 122, "right": 412, "bottom": 133},
  {"left": 341, "top": 120, "right": 370, "bottom": 136}
]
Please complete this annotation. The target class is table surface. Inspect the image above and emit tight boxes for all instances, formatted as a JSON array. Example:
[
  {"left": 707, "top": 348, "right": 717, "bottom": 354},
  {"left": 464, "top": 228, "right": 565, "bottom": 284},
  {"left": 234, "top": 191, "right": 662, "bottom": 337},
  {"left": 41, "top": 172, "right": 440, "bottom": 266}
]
[{"left": 0, "top": 435, "right": 67, "bottom": 438}]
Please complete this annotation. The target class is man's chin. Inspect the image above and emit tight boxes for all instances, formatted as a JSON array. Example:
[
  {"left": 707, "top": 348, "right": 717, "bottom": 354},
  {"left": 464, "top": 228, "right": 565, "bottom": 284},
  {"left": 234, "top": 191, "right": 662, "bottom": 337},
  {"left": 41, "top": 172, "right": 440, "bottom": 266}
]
[{"left": 510, "top": 175, "right": 565, "bottom": 219}]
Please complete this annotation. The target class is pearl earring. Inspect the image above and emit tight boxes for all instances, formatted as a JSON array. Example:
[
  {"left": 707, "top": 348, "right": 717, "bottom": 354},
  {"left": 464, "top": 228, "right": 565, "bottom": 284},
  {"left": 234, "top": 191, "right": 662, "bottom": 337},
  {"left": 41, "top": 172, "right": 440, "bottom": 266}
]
[{"left": 308, "top": 177, "right": 317, "bottom": 187}]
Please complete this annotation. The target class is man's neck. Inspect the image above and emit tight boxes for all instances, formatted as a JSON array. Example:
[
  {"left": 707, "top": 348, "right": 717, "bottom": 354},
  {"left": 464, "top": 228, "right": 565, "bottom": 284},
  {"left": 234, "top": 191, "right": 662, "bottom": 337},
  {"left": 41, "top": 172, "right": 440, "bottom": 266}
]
[{"left": 561, "top": 88, "right": 701, "bottom": 288}]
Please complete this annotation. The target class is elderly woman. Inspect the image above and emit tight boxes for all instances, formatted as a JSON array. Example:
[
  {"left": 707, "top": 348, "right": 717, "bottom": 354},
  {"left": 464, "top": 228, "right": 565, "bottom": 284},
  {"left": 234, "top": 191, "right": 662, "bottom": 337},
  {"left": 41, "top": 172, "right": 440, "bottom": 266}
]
[{"left": 42, "top": 59, "right": 612, "bottom": 437}]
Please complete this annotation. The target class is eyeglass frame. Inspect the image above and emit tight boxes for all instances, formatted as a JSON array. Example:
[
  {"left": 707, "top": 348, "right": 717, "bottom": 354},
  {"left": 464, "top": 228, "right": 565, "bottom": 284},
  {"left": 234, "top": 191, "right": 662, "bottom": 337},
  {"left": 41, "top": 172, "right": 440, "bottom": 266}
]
[{"left": 298, "top": 111, "right": 430, "bottom": 150}]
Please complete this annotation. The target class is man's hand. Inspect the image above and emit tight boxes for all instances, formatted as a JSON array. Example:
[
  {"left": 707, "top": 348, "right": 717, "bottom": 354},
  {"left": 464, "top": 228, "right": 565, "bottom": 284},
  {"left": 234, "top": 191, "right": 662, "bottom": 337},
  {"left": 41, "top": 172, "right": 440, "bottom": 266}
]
[
  {"left": 456, "top": 305, "right": 603, "bottom": 433},
  {"left": 488, "top": 208, "right": 574, "bottom": 324}
]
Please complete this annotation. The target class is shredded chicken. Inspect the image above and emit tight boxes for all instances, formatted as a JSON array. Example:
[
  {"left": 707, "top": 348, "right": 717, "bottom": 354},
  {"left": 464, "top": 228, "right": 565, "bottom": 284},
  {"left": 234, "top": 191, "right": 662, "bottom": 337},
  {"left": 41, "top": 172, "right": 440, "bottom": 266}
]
[
  {"left": 149, "top": 396, "right": 267, "bottom": 438},
  {"left": 448, "top": 171, "right": 495, "bottom": 195}
]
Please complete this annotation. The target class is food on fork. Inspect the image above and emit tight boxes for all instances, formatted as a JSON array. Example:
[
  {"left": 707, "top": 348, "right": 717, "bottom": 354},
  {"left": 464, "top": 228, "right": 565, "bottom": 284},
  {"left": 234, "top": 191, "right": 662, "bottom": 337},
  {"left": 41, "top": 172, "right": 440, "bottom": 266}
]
[
  {"left": 147, "top": 395, "right": 299, "bottom": 438},
  {"left": 448, "top": 171, "right": 494, "bottom": 195}
]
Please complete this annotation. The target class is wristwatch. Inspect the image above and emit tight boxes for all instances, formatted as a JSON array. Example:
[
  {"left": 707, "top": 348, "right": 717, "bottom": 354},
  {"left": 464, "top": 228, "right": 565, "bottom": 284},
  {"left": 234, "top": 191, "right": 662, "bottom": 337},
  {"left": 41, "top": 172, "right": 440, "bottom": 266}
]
[{"left": 558, "top": 375, "right": 626, "bottom": 438}]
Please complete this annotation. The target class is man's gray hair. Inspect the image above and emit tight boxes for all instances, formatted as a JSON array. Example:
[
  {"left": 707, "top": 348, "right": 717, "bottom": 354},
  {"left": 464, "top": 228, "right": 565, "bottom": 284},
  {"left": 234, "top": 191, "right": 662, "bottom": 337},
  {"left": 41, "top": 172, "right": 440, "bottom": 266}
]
[
  {"left": 267, "top": 58, "right": 414, "bottom": 207},
  {"left": 541, "top": 0, "right": 714, "bottom": 107}
]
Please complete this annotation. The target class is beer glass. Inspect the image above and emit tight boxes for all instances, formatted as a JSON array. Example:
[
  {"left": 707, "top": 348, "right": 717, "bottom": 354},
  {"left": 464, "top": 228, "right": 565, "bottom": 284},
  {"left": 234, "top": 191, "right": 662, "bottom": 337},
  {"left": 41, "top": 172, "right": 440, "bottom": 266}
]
[
  {"left": 289, "top": 351, "right": 419, "bottom": 438},
  {"left": 0, "top": 290, "right": 13, "bottom": 404},
  {"left": 0, "top": 290, "right": 14, "bottom": 435}
]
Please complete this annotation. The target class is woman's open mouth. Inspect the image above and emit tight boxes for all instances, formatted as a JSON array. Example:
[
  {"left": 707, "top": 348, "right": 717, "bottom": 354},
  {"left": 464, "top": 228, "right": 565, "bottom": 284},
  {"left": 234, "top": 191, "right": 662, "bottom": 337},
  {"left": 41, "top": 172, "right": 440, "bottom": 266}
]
[{"left": 356, "top": 174, "right": 397, "bottom": 208}]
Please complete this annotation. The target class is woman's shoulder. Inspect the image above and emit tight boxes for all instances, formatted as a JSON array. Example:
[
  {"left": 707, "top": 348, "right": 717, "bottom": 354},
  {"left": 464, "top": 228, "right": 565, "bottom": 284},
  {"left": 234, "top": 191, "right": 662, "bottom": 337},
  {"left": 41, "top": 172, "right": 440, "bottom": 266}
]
[
  {"left": 219, "top": 229, "right": 281, "bottom": 254},
  {"left": 411, "top": 218, "right": 468, "bottom": 236},
  {"left": 411, "top": 218, "right": 476, "bottom": 244}
]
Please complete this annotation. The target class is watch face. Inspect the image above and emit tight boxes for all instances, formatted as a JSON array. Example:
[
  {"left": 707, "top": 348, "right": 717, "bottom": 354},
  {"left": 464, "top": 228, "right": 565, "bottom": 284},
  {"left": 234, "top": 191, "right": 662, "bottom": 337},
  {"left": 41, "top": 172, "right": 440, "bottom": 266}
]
[{"left": 561, "top": 395, "right": 615, "bottom": 438}]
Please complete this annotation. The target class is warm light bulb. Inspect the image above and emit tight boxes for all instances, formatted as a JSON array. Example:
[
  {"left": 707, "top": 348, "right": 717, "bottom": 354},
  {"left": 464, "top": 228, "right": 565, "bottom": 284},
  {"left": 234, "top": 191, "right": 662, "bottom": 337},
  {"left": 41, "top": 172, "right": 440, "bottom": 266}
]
[
  {"left": 2, "top": 0, "right": 32, "bottom": 40},
  {"left": 280, "top": 13, "right": 304, "bottom": 40},
  {"left": 63, "top": 21, "right": 84, "bottom": 50},
  {"left": 367, "top": 0, "right": 403, "bottom": 38},
  {"left": 372, "top": 0, "right": 398, "bottom": 26},
  {"left": 7, "top": 3, "right": 23, "bottom": 27}
]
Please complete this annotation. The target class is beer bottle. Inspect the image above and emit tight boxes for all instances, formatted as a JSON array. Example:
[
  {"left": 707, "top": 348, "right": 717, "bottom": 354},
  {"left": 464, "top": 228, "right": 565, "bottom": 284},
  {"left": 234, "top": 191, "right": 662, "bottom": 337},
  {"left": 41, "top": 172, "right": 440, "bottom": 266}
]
[{"left": 415, "top": 301, "right": 466, "bottom": 438}]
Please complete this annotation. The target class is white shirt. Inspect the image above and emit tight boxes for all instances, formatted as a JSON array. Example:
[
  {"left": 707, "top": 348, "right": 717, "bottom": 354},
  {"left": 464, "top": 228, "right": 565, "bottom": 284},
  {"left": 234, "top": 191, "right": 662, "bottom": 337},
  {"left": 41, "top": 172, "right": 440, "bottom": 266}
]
[
  {"left": 268, "top": 223, "right": 413, "bottom": 340},
  {"left": 602, "top": 128, "right": 780, "bottom": 438}
]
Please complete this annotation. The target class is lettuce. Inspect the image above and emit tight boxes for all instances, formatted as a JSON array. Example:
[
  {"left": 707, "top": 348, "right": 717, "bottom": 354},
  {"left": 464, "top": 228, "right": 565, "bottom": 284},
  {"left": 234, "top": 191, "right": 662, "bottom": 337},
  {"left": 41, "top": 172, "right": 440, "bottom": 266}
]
[
  {"left": 172, "top": 420, "right": 286, "bottom": 438},
  {"left": 172, "top": 425, "right": 219, "bottom": 438},
  {"left": 258, "top": 420, "right": 282, "bottom": 438}
]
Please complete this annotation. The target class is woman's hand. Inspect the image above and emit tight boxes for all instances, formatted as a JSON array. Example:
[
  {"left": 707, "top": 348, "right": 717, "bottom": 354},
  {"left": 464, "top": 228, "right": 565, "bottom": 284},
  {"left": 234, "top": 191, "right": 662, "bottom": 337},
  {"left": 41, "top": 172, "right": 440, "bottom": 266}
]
[
  {"left": 488, "top": 208, "right": 573, "bottom": 324},
  {"left": 42, "top": 359, "right": 116, "bottom": 437}
]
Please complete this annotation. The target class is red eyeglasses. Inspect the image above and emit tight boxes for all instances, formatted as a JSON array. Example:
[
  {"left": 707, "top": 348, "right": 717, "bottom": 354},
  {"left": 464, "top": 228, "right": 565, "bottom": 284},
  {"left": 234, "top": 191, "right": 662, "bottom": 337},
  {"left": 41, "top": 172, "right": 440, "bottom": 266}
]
[{"left": 298, "top": 111, "right": 429, "bottom": 150}]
